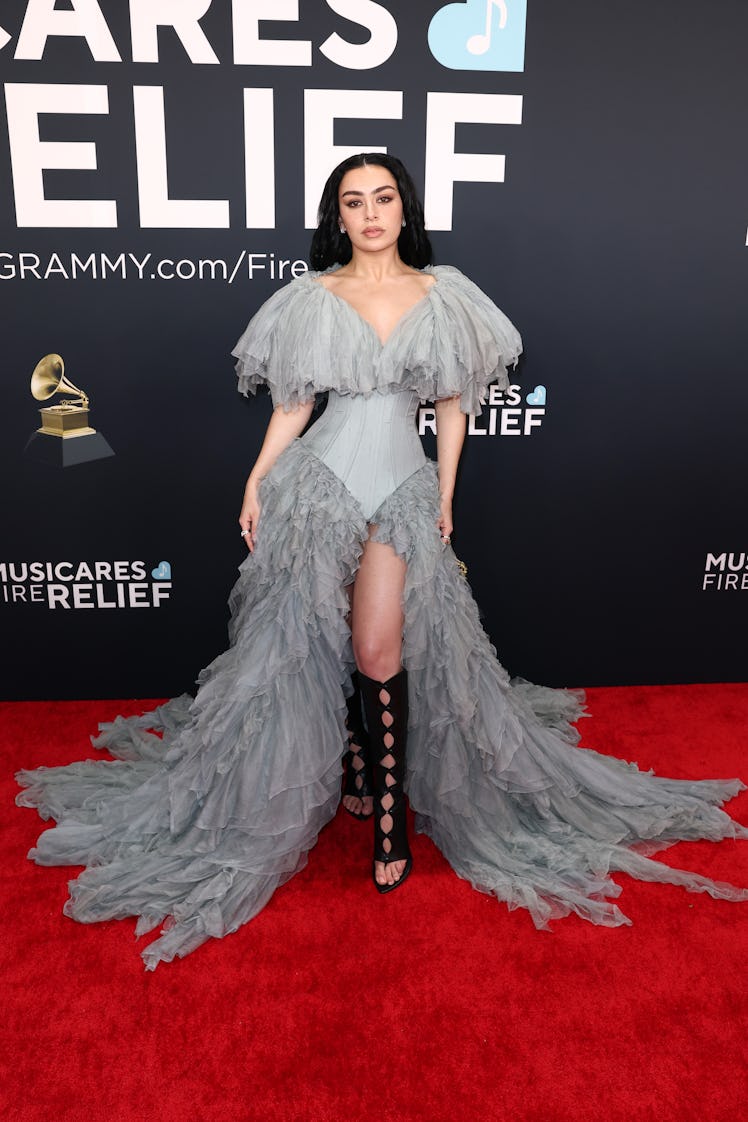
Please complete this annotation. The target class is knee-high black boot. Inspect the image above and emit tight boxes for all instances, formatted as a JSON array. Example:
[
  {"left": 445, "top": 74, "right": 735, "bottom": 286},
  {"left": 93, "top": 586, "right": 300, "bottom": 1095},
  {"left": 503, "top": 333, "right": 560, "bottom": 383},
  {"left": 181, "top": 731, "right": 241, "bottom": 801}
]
[
  {"left": 358, "top": 668, "right": 413, "bottom": 894},
  {"left": 341, "top": 671, "right": 373, "bottom": 821}
]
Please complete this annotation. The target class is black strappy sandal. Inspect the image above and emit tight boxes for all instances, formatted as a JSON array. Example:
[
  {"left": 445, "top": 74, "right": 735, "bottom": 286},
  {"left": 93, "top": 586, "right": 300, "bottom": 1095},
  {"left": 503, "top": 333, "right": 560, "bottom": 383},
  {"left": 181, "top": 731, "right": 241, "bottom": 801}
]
[{"left": 341, "top": 672, "right": 373, "bottom": 821}]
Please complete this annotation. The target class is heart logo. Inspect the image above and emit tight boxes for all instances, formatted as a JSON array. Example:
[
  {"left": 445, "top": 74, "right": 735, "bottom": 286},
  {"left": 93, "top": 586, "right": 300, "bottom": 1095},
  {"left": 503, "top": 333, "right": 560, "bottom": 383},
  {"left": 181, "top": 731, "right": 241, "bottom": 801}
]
[
  {"left": 151, "top": 561, "right": 171, "bottom": 580},
  {"left": 526, "top": 385, "right": 546, "bottom": 406},
  {"left": 428, "top": 0, "right": 527, "bottom": 72}
]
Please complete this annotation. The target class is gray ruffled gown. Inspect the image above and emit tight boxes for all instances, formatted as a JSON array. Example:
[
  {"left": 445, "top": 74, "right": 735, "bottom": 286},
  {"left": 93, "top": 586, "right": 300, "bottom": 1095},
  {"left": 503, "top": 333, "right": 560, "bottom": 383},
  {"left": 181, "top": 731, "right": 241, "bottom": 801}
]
[{"left": 16, "top": 266, "right": 748, "bottom": 969}]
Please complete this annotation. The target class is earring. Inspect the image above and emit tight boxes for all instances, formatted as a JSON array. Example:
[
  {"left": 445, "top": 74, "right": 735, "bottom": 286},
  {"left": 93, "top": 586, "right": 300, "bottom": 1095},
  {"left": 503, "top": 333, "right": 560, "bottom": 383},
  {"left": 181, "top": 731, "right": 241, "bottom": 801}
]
[
  {"left": 402, "top": 218, "right": 407, "bottom": 228},
  {"left": 339, "top": 223, "right": 346, "bottom": 234}
]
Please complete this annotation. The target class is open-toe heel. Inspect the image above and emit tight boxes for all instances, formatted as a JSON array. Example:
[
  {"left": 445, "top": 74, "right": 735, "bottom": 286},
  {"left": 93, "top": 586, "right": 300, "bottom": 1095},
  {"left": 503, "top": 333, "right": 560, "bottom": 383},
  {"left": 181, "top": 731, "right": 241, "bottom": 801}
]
[{"left": 358, "top": 668, "right": 412, "bottom": 894}]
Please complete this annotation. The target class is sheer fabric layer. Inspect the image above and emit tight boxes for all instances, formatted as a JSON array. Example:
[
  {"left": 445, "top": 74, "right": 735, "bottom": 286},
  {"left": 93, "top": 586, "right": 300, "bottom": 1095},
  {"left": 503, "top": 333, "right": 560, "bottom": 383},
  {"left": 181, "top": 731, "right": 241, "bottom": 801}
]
[
  {"left": 374, "top": 467, "right": 748, "bottom": 929},
  {"left": 16, "top": 443, "right": 748, "bottom": 967},
  {"left": 16, "top": 444, "right": 365, "bottom": 969},
  {"left": 231, "top": 266, "right": 523, "bottom": 415}
]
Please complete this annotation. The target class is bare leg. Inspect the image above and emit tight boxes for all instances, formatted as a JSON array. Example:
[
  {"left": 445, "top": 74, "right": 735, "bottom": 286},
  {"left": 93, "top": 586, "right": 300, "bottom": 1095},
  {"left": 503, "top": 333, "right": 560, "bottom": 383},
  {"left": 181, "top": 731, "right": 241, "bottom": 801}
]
[
  {"left": 351, "top": 532, "right": 406, "bottom": 681},
  {"left": 351, "top": 530, "right": 409, "bottom": 888}
]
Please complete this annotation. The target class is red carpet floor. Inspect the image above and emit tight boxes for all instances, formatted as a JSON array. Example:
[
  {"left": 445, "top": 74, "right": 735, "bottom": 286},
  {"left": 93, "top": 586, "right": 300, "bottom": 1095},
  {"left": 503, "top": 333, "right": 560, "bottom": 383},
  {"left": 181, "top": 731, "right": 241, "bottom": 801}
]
[{"left": 2, "top": 684, "right": 748, "bottom": 1122}]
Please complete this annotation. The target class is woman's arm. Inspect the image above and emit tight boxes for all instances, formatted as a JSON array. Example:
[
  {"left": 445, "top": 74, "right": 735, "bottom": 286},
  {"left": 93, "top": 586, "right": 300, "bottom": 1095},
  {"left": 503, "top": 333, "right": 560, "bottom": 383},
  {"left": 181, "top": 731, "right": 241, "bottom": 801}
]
[
  {"left": 434, "top": 395, "right": 467, "bottom": 543},
  {"left": 239, "top": 400, "right": 314, "bottom": 552}
]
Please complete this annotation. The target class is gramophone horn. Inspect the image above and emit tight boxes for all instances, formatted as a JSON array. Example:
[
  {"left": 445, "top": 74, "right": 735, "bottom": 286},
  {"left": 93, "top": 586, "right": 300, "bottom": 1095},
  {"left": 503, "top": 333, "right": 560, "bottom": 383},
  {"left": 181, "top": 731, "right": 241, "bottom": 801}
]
[{"left": 30, "top": 354, "right": 87, "bottom": 405}]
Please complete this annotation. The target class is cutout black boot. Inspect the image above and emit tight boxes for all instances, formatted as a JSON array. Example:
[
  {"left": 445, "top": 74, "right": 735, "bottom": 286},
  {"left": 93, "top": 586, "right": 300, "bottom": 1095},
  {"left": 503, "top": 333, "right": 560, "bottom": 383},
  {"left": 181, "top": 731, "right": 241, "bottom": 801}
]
[
  {"left": 358, "top": 668, "right": 412, "bottom": 894},
  {"left": 341, "top": 671, "right": 373, "bottom": 821}
]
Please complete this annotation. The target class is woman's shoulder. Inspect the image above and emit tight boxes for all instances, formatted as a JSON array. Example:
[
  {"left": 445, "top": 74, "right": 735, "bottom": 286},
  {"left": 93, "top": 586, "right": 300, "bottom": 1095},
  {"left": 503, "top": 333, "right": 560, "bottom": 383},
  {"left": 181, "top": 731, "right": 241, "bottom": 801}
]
[
  {"left": 238, "top": 270, "right": 327, "bottom": 331},
  {"left": 233, "top": 273, "right": 317, "bottom": 354},
  {"left": 259, "top": 269, "right": 320, "bottom": 303},
  {"left": 428, "top": 263, "right": 485, "bottom": 293},
  {"left": 308, "top": 264, "right": 347, "bottom": 295},
  {"left": 428, "top": 265, "right": 518, "bottom": 326},
  {"left": 394, "top": 262, "right": 522, "bottom": 413}
]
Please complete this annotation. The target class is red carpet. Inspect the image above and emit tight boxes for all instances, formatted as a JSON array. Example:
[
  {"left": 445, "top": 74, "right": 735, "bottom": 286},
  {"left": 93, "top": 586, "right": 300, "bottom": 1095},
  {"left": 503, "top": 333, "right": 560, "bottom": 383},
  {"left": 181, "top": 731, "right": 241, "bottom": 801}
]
[{"left": 2, "top": 684, "right": 747, "bottom": 1122}]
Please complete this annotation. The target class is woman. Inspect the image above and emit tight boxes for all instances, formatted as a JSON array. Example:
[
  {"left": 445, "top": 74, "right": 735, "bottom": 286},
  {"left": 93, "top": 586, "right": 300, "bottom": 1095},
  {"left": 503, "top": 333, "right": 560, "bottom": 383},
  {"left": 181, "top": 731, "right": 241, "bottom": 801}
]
[
  {"left": 16, "top": 154, "right": 748, "bottom": 969},
  {"left": 236, "top": 154, "right": 467, "bottom": 893}
]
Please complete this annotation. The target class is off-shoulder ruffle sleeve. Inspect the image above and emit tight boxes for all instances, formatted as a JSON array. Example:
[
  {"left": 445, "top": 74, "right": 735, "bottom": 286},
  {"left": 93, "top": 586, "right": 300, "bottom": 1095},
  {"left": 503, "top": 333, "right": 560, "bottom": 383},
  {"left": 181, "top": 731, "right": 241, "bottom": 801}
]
[
  {"left": 231, "top": 278, "right": 319, "bottom": 409},
  {"left": 392, "top": 266, "right": 523, "bottom": 415},
  {"left": 232, "top": 273, "right": 397, "bottom": 409}
]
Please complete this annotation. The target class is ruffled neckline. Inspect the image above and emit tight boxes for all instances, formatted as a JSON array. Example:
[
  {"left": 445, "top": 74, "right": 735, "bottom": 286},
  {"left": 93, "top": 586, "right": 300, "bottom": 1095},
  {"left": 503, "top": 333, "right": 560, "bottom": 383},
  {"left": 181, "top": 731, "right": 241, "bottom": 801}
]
[
  {"left": 232, "top": 264, "right": 522, "bottom": 415},
  {"left": 303, "top": 266, "right": 438, "bottom": 350}
]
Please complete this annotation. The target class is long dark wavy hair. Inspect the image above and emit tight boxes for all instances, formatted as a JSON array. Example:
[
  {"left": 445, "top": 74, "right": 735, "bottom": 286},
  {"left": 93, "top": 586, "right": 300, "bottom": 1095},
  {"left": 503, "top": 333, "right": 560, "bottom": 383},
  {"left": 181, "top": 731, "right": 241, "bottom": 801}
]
[{"left": 309, "top": 153, "right": 433, "bottom": 271}]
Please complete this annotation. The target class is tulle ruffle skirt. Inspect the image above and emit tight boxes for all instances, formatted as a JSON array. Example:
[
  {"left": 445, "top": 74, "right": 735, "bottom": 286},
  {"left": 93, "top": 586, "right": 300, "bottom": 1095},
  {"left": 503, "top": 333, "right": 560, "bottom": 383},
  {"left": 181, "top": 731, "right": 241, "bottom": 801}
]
[{"left": 16, "top": 442, "right": 748, "bottom": 968}]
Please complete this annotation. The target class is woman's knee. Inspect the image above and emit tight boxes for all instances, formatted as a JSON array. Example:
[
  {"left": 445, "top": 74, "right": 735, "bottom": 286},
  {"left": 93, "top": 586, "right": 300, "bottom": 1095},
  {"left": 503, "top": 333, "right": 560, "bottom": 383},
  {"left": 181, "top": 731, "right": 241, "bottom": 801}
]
[{"left": 353, "top": 636, "right": 402, "bottom": 682}]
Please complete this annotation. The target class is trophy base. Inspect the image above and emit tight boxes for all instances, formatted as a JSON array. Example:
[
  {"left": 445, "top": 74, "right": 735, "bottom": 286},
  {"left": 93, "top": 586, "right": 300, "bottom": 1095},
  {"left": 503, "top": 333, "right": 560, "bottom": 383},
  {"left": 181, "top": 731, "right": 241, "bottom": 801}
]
[{"left": 24, "top": 430, "right": 115, "bottom": 467}]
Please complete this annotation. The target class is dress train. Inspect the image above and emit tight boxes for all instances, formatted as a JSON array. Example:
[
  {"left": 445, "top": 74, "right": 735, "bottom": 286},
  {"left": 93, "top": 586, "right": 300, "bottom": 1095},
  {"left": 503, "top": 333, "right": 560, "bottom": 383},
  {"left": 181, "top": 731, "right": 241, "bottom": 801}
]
[{"left": 16, "top": 442, "right": 748, "bottom": 968}]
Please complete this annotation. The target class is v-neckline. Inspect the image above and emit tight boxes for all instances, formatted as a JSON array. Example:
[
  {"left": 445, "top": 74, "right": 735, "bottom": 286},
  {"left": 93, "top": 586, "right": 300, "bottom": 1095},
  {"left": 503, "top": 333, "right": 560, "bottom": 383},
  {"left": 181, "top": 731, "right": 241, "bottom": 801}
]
[{"left": 313, "top": 267, "right": 437, "bottom": 349}]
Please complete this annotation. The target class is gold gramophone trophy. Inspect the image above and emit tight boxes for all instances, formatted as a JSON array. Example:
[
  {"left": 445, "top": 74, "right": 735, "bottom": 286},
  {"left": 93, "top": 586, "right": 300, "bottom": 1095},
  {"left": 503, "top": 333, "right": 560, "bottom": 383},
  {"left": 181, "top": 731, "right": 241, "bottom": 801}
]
[{"left": 25, "top": 354, "right": 114, "bottom": 466}]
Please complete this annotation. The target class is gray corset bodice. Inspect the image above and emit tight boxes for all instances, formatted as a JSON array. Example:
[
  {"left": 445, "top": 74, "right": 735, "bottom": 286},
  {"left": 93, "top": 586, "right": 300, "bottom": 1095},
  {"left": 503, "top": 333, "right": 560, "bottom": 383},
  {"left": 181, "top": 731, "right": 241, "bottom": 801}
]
[{"left": 301, "top": 390, "right": 427, "bottom": 521}]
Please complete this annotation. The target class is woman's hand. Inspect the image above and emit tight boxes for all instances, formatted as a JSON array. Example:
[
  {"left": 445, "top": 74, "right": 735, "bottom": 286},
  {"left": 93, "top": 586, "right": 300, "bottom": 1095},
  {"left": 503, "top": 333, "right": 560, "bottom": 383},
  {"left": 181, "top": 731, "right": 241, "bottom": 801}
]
[
  {"left": 238, "top": 400, "right": 315, "bottom": 554},
  {"left": 239, "top": 477, "right": 261, "bottom": 553},
  {"left": 236, "top": 397, "right": 314, "bottom": 554},
  {"left": 437, "top": 494, "right": 453, "bottom": 545}
]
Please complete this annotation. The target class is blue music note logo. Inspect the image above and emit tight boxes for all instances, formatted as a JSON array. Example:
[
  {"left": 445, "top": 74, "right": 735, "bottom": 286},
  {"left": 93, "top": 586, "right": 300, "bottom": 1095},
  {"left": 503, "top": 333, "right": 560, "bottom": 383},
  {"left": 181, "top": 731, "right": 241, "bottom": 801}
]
[
  {"left": 467, "top": 0, "right": 508, "bottom": 55},
  {"left": 428, "top": 0, "right": 527, "bottom": 72}
]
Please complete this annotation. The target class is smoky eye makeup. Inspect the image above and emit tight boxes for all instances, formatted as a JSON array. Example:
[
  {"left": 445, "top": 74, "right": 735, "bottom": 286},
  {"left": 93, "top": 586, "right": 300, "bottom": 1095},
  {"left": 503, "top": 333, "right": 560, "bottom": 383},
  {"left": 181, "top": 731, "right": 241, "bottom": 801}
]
[
  {"left": 344, "top": 194, "right": 396, "bottom": 207},
  {"left": 342, "top": 192, "right": 398, "bottom": 209}
]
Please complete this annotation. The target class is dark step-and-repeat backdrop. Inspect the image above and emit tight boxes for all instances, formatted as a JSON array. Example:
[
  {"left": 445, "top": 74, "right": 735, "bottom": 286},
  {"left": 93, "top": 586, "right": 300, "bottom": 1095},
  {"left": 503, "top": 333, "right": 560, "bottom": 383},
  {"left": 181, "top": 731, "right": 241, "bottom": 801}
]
[{"left": 1, "top": 1, "right": 746, "bottom": 700}]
